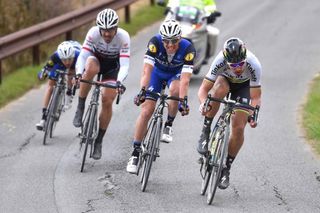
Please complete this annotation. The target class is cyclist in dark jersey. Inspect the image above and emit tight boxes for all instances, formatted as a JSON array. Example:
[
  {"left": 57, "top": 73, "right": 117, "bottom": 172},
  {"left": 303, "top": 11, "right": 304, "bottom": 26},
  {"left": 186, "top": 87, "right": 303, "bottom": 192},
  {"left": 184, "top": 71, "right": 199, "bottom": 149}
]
[
  {"left": 126, "top": 19, "right": 196, "bottom": 174},
  {"left": 36, "top": 40, "right": 81, "bottom": 130}
]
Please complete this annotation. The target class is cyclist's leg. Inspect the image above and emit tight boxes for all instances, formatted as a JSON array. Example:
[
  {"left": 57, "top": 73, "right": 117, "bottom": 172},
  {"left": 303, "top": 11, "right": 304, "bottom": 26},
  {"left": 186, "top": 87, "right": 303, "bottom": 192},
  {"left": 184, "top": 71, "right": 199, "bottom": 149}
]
[
  {"left": 219, "top": 80, "right": 250, "bottom": 189},
  {"left": 160, "top": 72, "right": 180, "bottom": 143},
  {"left": 127, "top": 69, "right": 160, "bottom": 173},
  {"left": 73, "top": 56, "right": 99, "bottom": 127},
  {"left": 36, "top": 75, "right": 56, "bottom": 130},
  {"left": 197, "top": 75, "right": 229, "bottom": 154}
]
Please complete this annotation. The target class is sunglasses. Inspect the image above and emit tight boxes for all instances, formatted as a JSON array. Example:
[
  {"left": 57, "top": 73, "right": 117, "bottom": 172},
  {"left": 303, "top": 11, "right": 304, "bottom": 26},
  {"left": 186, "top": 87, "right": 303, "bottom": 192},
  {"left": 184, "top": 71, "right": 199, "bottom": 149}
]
[
  {"left": 228, "top": 60, "right": 246, "bottom": 68},
  {"left": 162, "top": 38, "right": 180, "bottom": 45}
]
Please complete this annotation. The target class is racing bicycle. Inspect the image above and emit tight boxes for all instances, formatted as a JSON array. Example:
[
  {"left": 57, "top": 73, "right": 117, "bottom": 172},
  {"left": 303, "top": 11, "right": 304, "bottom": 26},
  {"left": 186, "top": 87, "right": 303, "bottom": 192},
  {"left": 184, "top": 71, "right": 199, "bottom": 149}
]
[
  {"left": 79, "top": 75, "right": 125, "bottom": 172},
  {"left": 199, "top": 94, "right": 259, "bottom": 204},
  {"left": 136, "top": 84, "right": 183, "bottom": 192},
  {"left": 42, "top": 69, "right": 71, "bottom": 145}
]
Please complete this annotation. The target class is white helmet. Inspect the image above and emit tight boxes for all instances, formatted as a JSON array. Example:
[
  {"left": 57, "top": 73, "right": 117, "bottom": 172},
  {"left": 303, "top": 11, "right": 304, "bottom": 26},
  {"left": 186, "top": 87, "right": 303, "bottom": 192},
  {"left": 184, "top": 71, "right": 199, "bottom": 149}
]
[
  {"left": 96, "top": 8, "right": 119, "bottom": 29},
  {"left": 57, "top": 41, "right": 75, "bottom": 60},
  {"left": 159, "top": 19, "right": 182, "bottom": 40}
]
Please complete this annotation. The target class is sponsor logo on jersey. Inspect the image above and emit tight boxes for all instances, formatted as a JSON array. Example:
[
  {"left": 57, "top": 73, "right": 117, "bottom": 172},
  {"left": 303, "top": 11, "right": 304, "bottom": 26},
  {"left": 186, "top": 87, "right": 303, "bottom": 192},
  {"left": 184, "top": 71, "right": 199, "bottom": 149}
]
[
  {"left": 148, "top": 43, "right": 157, "bottom": 53},
  {"left": 247, "top": 62, "right": 257, "bottom": 81},
  {"left": 48, "top": 60, "right": 54, "bottom": 66},
  {"left": 185, "top": 52, "right": 194, "bottom": 61},
  {"left": 211, "top": 61, "right": 225, "bottom": 75}
]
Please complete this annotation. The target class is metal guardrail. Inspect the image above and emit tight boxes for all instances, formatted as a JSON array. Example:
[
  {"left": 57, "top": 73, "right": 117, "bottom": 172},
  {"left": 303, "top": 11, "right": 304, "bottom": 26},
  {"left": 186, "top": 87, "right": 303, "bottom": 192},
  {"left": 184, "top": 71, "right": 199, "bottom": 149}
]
[{"left": 0, "top": 0, "right": 156, "bottom": 84}]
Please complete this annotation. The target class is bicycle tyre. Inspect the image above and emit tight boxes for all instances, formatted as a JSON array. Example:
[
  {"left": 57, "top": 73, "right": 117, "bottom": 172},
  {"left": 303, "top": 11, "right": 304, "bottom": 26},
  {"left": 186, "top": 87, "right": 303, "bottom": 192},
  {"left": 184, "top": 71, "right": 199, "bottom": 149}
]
[
  {"left": 42, "top": 88, "right": 58, "bottom": 145},
  {"left": 201, "top": 124, "right": 219, "bottom": 195},
  {"left": 200, "top": 157, "right": 211, "bottom": 195},
  {"left": 141, "top": 118, "right": 160, "bottom": 192},
  {"left": 80, "top": 105, "right": 96, "bottom": 172},
  {"left": 50, "top": 90, "right": 64, "bottom": 138},
  {"left": 207, "top": 127, "right": 229, "bottom": 205}
]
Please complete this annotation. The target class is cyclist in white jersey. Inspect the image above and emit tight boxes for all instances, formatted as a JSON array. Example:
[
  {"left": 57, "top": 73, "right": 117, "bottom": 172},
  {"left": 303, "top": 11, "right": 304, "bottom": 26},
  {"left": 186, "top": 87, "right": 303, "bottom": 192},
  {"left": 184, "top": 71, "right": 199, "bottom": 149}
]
[
  {"left": 197, "top": 37, "right": 262, "bottom": 189},
  {"left": 73, "top": 8, "right": 130, "bottom": 160}
]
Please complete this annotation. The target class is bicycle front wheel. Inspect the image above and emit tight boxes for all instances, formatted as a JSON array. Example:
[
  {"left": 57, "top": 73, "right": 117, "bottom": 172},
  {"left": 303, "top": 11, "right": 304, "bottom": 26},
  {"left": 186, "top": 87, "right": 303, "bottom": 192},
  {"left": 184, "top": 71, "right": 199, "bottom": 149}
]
[
  {"left": 207, "top": 127, "right": 229, "bottom": 205},
  {"left": 80, "top": 105, "right": 97, "bottom": 172},
  {"left": 140, "top": 118, "right": 160, "bottom": 192},
  {"left": 50, "top": 90, "right": 64, "bottom": 138},
  {"left": 200, "top": 156, "right": 211, "bottom": 195}
]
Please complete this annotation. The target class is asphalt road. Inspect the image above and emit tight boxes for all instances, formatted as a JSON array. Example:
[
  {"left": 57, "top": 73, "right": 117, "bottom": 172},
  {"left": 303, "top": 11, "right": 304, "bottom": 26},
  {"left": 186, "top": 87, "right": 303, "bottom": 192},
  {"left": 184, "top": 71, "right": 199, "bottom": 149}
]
[{"left": 0, "top": 0, "right": 320, "bottom": 212}]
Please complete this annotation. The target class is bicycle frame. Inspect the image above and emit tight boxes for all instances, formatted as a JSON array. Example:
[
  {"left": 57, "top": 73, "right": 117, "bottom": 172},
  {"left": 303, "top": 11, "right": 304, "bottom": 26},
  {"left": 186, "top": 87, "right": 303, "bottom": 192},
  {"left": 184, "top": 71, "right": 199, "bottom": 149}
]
[{"left": 42, "top": 69, "right": 67, "bottom": 145}]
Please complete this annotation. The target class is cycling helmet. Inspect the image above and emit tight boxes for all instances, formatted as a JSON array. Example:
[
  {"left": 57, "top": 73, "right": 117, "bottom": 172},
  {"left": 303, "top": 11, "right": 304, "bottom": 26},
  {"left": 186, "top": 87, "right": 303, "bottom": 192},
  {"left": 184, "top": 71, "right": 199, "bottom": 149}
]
[
  {"left": 159, "top": 19, "right": 182, "bottom": 40},
  {"left": 57, "top": 41, "right": 75, "bottom": 59},
  {"left": 96, "top": 8, "right": 119, "bottom": 29},
  {"left": 223, "top": 37, "right": 247, "bottom": 63}
]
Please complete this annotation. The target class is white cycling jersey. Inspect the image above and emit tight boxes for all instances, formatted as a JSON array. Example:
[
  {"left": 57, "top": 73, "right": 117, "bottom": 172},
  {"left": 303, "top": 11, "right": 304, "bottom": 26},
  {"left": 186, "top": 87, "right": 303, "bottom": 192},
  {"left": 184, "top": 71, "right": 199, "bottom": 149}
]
[
  {"left": 205, "top": 50, "right": 262, "bottom": 87},
  {"left": 76, "top": 26, "right": 130, "bottom": 82}
]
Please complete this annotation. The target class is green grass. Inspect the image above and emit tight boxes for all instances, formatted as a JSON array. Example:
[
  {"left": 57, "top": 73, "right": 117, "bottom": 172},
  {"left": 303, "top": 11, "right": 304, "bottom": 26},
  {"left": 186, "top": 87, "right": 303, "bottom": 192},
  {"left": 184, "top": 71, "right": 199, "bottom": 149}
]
[
  {"left": 0, "top": 65, "right": 43, "bottom": 108},
  {"left": 302, "top": 73, "right": 320, "bottom": 155},
  {"left": 119, "top": 4, "right": 165, "bottom": 36},
  {"left": 0, "top": 3, "right": 165, "bottom": 108}
]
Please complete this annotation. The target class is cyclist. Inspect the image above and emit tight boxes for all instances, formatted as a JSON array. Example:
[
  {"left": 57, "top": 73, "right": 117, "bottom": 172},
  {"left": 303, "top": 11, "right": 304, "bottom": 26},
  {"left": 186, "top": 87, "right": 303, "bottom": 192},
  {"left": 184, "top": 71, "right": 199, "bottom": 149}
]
[
  {"left": 126, "top": 19, "right": 195, "bottom": 174},
  {"left": 36, "top": 40, "right": 81, "bottom": 130},
  {"left": 73, "top": 8, "right": 130, "bottom": 160},
  {"left": 197, "top": 37, "right": 262, "bottom": 189}
]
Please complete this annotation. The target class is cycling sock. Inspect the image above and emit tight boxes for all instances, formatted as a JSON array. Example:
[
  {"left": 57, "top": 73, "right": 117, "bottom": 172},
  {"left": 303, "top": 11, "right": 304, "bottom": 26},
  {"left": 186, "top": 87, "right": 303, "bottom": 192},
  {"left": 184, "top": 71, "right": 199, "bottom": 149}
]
[
  {"left": 132, "top": 141, "right": 141, "bottom": 156},
  {"left": 165, "top": 115, "right": 175, "bottom": 127},
  {"left": 226, "top": 154, "right": 235, "bottom": 170},
  {"left": 66, "top": 88, "right": 72, "bottom": 96},
  {"left": 204, "top": 116, "right": 213, "bottom": 129},
  {"left": 78, "top": 97, "right": 86, "bottom": 110},
  {"left": 42, "top": 108, "right": 47, "bottom": 120},
  {"left": 95, "top": 128, "right": 106, "bottom": 144}
]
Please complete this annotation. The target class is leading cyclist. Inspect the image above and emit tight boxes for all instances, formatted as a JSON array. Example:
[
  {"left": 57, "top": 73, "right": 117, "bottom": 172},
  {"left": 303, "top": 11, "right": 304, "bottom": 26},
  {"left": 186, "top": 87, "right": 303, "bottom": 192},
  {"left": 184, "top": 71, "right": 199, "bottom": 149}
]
[
  {"left": 73, "top": 8, "right": 130, "bottom": 160},
  {"left": 36, "top": 40, "right": 81, "bottom": 130},
  {"left": 197, "top": 37, "right": 262, "bottom": 189},
  {"left": 126, "top": 19, "right": 196, "bottom": 174}
]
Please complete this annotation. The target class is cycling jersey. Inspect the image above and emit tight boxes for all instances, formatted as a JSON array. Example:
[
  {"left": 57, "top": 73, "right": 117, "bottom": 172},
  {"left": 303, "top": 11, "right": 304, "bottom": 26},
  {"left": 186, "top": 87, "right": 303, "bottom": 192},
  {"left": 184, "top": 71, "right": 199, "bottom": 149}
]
[
  {"left": 144, "top": 34, "right": 195, "bottom": 95},
  {"left": 44, "top": 48, "right": 80, "bottom": 80},
  {"left": 205, "top": 50, "right": 262, "bottom": 88},
  {"left": 76, "top": 26, "right": 130, "bottom": 82}
]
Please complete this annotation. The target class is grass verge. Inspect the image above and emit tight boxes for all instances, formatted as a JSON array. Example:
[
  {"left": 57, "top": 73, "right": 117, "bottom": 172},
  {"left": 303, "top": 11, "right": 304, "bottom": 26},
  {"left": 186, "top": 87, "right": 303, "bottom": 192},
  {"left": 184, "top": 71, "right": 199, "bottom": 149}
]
[
  {"left": 0, "top": 3, "right": 165, "bottom": 109},
  {"left": 302, "top": 73, "right": 320, "bottom": 155}
]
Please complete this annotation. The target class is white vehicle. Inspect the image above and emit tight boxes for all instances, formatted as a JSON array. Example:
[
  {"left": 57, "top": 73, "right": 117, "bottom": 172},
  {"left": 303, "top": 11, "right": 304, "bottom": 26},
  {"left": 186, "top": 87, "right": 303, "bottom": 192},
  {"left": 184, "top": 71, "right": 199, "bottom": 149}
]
[{"left": 161, "top": 4, "right": 221, "bottom": 74}]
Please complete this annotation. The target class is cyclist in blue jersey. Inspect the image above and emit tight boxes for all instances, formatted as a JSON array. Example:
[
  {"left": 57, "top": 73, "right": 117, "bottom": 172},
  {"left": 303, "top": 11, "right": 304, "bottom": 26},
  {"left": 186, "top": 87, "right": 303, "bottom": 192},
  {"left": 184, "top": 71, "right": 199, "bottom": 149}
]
[
  {"left": 126, "top": 19, "right": 196, "bottom": 174},
  {"left": 36, "top": 40, "right": 81, "bottom": 130}
]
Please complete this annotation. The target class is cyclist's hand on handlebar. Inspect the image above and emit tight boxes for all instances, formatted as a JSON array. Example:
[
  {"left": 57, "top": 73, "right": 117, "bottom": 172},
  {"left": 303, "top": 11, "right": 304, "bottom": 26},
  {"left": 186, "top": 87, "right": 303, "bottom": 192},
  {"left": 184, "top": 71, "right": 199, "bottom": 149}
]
[
  {"left": 116, "top": 81, "right": 126, "bottom": 95},
  {"left": 73, "top": 74, "right": 82, "bottom": 89},
  {"left": 37, "top": 68, "right": 48, "bottom": 80},
  {"left": 248, "top": 105, "right": 260, "bottom": 128},
  {"left": 199, "top": 101, "right": 211, "bottom": 115},
  {"left": 134, "top": 87, "right": 146, "bottom": 106},
  {"left": 178, "top": 96, "right": 189, "bottom": 116}
]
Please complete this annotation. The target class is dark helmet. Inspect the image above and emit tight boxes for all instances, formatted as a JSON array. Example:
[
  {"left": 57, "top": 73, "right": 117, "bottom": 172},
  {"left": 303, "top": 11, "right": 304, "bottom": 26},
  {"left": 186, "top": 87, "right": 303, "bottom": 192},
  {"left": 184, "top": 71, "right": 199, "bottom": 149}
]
[{"left": 223, "top": 37, "right": 247, "bottom": 63}]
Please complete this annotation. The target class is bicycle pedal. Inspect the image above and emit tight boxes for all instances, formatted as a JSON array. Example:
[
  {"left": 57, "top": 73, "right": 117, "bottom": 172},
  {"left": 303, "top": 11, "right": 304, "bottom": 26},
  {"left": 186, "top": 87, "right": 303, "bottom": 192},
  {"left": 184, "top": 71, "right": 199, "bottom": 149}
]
[{"left": 197, "top": 157, "right": 204, "bottom": 164}]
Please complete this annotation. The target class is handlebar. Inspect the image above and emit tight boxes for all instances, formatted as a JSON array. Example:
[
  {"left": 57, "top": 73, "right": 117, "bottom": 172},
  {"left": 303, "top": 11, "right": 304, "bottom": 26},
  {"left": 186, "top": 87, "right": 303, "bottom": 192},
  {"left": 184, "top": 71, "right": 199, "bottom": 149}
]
[
  {"left": 145, "top": 89, "right": 183, "bottom": 102},
  {"left": 80, "top": 79, "right": 126, "bottom": 105}
]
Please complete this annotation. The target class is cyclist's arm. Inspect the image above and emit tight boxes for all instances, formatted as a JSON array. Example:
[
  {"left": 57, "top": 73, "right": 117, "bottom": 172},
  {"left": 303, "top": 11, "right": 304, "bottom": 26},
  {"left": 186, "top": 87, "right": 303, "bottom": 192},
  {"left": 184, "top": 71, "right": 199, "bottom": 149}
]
[
  {"left": 117, "top": 29, "right": 131, "bottom": 83},
  {"left": 179, "top": 72, "right": 192, "bottom": 99},
  {"left": 140, "top": 63, "right": 153, "bottom": 89},
  {"left": 250, "top": 87, "right": 261, "bottom": 107},
  {"left": 198, "top": 79, "right": 214, "bottom": 104}
]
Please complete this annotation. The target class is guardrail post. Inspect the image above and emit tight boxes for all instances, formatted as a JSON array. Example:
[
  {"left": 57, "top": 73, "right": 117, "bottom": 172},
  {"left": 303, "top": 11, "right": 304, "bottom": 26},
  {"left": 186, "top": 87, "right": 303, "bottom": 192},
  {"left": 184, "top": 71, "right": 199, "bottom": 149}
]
[
  {"left": 33, "top": 45, "right": 40, "bottom": 65},
  {"left": 150, "top": 0, "right": 155, "bottom": 5},
  {"left": 66, "top": 31, "right": 73, "bottom": 40},
  {"left": 125, "top": 5, "right": 130, "bottom": 23}
]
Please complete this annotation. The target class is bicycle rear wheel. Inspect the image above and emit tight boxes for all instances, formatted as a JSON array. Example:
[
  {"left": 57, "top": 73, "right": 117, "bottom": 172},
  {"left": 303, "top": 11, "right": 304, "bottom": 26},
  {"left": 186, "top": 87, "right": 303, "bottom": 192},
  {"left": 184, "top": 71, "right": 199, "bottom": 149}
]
[
  {"left": 140, "top": 118, "right": 160, "bottom": 192},
  {"left": 207, "top": 127, "right": 229, "bottom": 205},
  {"left": 80, "top": 105, "right": 97, "bottom": 172}
]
